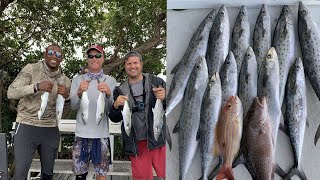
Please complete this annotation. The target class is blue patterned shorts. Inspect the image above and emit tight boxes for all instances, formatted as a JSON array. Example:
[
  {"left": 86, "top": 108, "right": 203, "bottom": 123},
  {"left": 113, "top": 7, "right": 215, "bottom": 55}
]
[{"left": 72, "top": 137, "right": 111, "bottom": 176}]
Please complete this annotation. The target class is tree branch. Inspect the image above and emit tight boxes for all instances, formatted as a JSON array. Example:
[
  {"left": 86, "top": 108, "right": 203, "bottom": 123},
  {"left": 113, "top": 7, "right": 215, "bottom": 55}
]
[
  {"left": 108, "top": 27, "right": 125, "bottom": 62},
  {"left": 103, "top": 12, "right": 165, "bottom": 74}
]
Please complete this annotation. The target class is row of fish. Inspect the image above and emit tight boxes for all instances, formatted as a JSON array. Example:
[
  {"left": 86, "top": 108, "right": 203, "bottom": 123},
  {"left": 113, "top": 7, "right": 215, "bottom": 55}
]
[{"left": 167, "top": 2, "right": 318, "bottom": 180}]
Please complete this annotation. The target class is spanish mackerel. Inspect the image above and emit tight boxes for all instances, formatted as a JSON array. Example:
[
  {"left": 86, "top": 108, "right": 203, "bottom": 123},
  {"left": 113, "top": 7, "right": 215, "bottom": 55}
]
[
  {"left": 173, "top": 56, "right": 208, "bottom": 180},
  {"left": 199, "top": 72, "right": 222, "bottom": 180},
  {"left": 284, "top": 57, "right": 307, "bottom": 180},
  {"left": 166, "top": 9, "right": 215, "bottom": 116},
  {"left": 206, "top": 5, "right": 230, "bottom": 77},
  {"left": 220, "top": 51, "right": 238, "bottom": 107},
  {"left": 231, "top": 6, "right": 250, "bottom": 76},
  {"left": 253, "top": 4, "right": 271, "bottom": 73},
  {"left": 297, "top": 2, "right": 320, "bottom": 146},
  {"left": 238, "top": 47, "right": 257, "bottom": 118},
  {"left": 273, "top": 5, "right": 295, "bottom": 106}
]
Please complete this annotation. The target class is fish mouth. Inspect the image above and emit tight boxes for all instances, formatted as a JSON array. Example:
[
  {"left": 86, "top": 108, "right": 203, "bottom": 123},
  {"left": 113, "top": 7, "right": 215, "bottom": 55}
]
[{"left": 256, "top": 96, "right": 266, "bottom": 108}]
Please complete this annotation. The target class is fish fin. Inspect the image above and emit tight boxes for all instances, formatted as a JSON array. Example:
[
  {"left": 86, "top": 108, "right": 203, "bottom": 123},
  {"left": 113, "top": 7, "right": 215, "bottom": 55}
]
[
  {"left": 279, "top": 121, "right": 289, "bottom": 136},
  {"left": 283, "top": 23, "right": 288, "bottom": 35},
  {"left": 306, "top": 118, "right": 309, "bottom": 128},
  {"left": 239, "top": 28, "right": 244, "bottom": 37},
  {"left": 152, "top": 108, "right": 154, "bottom": 113},
  {"left": 232, "top": 151, "right": 244, "bottom": 168},
  {"left": 196, "top": 129, "right": 200, "bottom": 141},
  {"left": 274, "top": 163, "right": 286, "bottom": 179},
  {"left": 283, "top": 165, "right": 307, "bottom": 180},
  {"left": 314, "top": 124, "right": 320, "bottom": 146},
  {"left": 166, "top": 124, "right": 172, "bottom": 150},
  {"left": 215, "top": 165, "right": 234, "bottom": 180},
  {"left": 173, "top": 120, "right": 180, "bottom": 133},
  {"left": 208, "top": 155, "right": 223, "bottom": 180},
  {"left": 171, "top": 61, "right": 182, "bottom": 74}
]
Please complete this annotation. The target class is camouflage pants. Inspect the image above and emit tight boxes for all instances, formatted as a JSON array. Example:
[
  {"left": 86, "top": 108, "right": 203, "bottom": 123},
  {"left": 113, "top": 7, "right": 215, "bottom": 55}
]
[{"left": 72, "top": 137, "right": 111, "bottom": 176}]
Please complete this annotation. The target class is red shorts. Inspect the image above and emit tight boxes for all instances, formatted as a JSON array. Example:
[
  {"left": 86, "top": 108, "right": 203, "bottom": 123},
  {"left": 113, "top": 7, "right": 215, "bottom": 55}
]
[{"left": 129, "top": 140, "right": 165, "bottom": 180}]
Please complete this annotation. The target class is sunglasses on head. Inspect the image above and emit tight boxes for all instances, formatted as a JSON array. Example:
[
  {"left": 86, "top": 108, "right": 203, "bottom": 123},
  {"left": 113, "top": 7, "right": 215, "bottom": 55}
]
[
  {"left": 88, "top": 54, "right": 102, "bottom": 59},
  {"left": 47, "top": 50, "right": 62, "bottom": 59}
]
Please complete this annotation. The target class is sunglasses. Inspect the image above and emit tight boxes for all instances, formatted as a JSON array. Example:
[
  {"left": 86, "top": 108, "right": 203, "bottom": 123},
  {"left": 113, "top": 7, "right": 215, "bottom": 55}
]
[
  {"left": 88, "top": 54, "right": 102, "bottom": 59},
  {"left": 47, "top": 50, "right": 62, "bottom": 59}
]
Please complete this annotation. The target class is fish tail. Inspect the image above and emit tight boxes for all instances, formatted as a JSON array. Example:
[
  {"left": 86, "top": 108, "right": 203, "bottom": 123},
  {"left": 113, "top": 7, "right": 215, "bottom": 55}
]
[
  {"left": 208, "top": 155, "right": 223, "bottom": 179},
  {"left": 216, "top": 165, "right": 234, "bottom": 180},
  {"left": 284, "top": 165, "right": 307, "bottom": 180}
]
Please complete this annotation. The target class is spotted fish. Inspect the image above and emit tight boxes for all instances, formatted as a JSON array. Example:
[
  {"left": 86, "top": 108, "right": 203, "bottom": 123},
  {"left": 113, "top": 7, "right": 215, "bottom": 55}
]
[
  {"left": 253, "top": 4, "right": 271, "bottom": 73},
  {"left": 231, "top": 5, "right": 250, "bottom": 77},
  {"left": 166, "top": 9, "right": 215, "bottom": 116},
  {"left": 284, "top": 57, "right": 307, "bottom": 180},
  {"left": 198, "top": 72, "right": 222, "bottom": 180},
  {"left": 273, "top": 5, "right": 295, "bottom": 106},
  {"left": 206, "top": 5, "right": 230, "bottom": 77}
]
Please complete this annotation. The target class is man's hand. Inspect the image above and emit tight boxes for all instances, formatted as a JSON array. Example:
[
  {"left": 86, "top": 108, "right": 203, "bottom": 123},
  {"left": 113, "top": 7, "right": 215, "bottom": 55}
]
[
  {"left": 152, "top": 87, "right": 165, "bottom": 100},
  {"left": 114, "top": 95, "right": 129, "bottom": 109},
  {"left": 97, "top": 82, "right": 111, "bottom": 97},
  {"left": 57, "top": 84, "right": 69, "bottom": 99},
  {"left": 77, "top": 80, "right": 89, "bottom": 98},
  {"left": 38, "top": 81, "right": 54, "bottom": 92}
]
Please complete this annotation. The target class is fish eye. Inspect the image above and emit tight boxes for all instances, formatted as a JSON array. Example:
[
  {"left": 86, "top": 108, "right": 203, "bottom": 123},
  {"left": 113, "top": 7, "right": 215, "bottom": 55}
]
[
  {"left": 220, "top": 11, "right": 224, "bottom": 15},
  {"left": 267, "top": 54, "right": 272, "bottom": 58},
  {"left": 302, "top": 10, "right": 306, "bottom": 14},
  {"left": 262, "top": 10, "right": 266, "bottom": 14}
]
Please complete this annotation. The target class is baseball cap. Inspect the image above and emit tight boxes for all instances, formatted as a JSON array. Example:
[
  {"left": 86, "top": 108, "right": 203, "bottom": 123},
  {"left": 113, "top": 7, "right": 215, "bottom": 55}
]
[{"left": 86, "top": 45, "right": 104, "bottom": 54}]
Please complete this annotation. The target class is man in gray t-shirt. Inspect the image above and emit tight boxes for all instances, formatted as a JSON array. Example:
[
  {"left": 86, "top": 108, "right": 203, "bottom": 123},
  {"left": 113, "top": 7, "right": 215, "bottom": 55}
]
[{"left": 109, "top": 51, "right": 166, "bottom": 180}]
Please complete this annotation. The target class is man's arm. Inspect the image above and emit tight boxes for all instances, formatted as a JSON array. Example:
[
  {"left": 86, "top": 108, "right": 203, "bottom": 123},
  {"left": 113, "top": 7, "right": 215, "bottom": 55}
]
[{"left": 7, "top": 64, "right": 36, "bottom": 100}]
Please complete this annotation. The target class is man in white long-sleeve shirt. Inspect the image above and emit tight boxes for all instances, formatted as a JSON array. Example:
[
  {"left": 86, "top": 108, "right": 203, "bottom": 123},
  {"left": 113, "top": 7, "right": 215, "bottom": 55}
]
[{"left": 69, "top": 45, "right": 117, "bottom": 180}]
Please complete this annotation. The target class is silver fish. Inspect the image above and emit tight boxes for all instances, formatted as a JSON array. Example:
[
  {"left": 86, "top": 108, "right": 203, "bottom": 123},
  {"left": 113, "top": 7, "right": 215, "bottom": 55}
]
[
  {"left": 231, "top": 6, "right": 250, "bottom": 76},
  {"left": 298, "top": 2, "right": 320, "bottom": 101},
  {"left": 199, "top": 72, "right": 222, "bottom": 180},
  {"left": 273, "top": 5, "right": 295, "bottom": 106},
  {"left": 38, "top": 92, "right": 49, "bottom": 120},
  {"left": 220, "top": 51, "right": 238, "bottom": 107},
  {"left": 206, "top": 5, "right": 230, "bottom": 77},
  {"left": 56, "top": 94, "right": 65, "bottom": 124},
  {"left": 166, "top": 9, "right": 216, "bottom": 116},
  {"left": 96, "top": 91, "right": 105, "bottom": 125},
  {"left": 153, "top": 99, "right": 164, "bottom": 141},
  {"left": 284, "top": 57, "right": 307, "bottom": 180},
  {"left": 173, "top": 56, "right": 208, "bottom": 180},
  {"left": 80, "top": 91, "right": 90, "bottom": 125},
  {"left": 253, "top": 4, "right": 271, "bottom": 73},
  {"left": 257, "top": 47, "right": 281, "bottom": 148},
  {"left": 238, "top": 47, "right": 258, "bottom": 119},
  {"left": 122, "top": 99, "right": 132, "bottom": 137}
]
